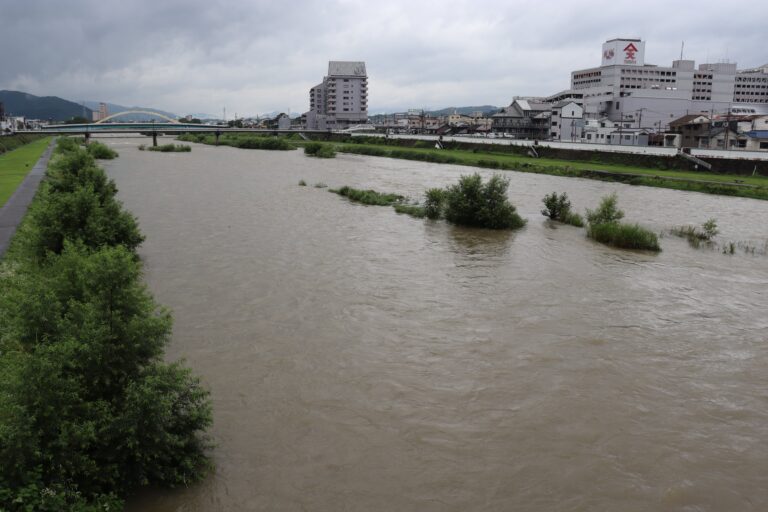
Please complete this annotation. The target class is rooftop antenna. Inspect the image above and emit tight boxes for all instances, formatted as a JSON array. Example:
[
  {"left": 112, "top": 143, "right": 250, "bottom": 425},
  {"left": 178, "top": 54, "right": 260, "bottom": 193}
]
[{"left": 680, "top": 41, "right": 684, "bottom": 61}]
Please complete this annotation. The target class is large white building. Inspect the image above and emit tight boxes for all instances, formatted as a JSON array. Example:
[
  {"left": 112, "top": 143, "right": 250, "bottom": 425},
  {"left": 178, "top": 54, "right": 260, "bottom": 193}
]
[
  {"left": 571, "top": 38, "right": 768, "bottom": 130},
  {"left": 305, "top": 61, "right": 368, "bottom": 130}
]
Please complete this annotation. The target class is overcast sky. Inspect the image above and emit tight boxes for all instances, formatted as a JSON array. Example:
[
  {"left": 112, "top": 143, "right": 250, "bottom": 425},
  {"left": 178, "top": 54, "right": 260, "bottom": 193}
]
[{"left": 1, "top": 0, "right": 765, "bottom": 116}]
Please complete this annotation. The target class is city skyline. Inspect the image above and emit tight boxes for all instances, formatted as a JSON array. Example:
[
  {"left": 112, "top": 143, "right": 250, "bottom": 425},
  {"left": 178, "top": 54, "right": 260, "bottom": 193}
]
[{"left": 1, "top": 0, "right": 765, "bottom": 116}]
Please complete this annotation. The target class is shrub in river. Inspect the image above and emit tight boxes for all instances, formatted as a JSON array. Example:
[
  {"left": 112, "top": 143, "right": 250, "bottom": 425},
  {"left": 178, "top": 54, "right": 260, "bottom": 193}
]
[
  {"left": 585, "top": 194, "right": 659, "bottom": 251},
  {"left": 86, "top": 141, "right": 119, "bottom": 159},
  {"left": 138, "top": 144, "right": 147, "bottom": 151},
  {"left": 701, "top": 218, "right": 719, "bottom": 240},
  {"left": 331, "top": 185, "right": 405, "bottom": 206},
  {"left": 670, "top": 218, "right": 719, "bottom": 243},
  {"left": 298, "top": 179, "right": 307, "bottom": 186},
  {"left": 304, "top": 142, "right": 323, "bottom": 155},
  {"left": 563, "top": 211, "right": 585, "bottom": 227},
  {"left": 541, "top": 192, "right": 570, "bottom": 220},
  {"left": 314, "top": 182, "right": 328, "bottom": 189},
  {"left": 585, "top": 193, "right": 624, "bottom": 225},
  {"left": 177, "top": 133, "right": 207, "bottom": 143},
  {"left": 315, "top": 145, "right": 336, "bottom": 158},
  {"left": 587, "top": 222, "right": 661, "bottom": 251},
  {"left": 54, "top": 136, "right": 82, "bottom": 155},
  {"left": 234, "top": 136, "right": 291, "bottom": 150},
  {"left": 393, "top": 203, "right": 426, "bottom": 218},
  {"left": 443, "top": 173, "right": 526, "bottom": 230},
  {"left": 304, "top": 142, "right": 336, "bottom": 158},
  {"left": 147, "top": 143, "right": 192, "bottom": 152},
  {"left": 541, "top": 192, "right": 584, "bottom": 227},
  {"left": 424, "top": 187, "right": 446, "bottom": 219}
]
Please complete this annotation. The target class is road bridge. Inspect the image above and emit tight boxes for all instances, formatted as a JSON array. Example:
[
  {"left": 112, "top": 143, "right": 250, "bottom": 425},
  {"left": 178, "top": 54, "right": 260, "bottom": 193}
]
[{"left": 17, "top": 124, "right": 337, "bottom": 147}]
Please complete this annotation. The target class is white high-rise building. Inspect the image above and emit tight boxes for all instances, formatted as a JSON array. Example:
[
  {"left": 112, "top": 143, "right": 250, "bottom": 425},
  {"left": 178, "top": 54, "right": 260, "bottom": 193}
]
[
  {"left": 306, "top": 61, "right": 368, "bottom": 130},
  {"left": 571, "top": 38, "right": 768, "bottom": 130}
]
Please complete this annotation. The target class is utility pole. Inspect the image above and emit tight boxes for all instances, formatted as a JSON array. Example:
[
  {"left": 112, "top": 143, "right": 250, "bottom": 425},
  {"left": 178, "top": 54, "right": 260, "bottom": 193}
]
[{"left": 636, "top": 108, "right": 646, "bottom": 129}]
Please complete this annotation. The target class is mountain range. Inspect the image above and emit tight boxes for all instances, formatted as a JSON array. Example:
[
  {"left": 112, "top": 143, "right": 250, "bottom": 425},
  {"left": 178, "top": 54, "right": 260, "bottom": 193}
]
[{"left": 0, "top": 90, "right": 93, "bottom": 121}]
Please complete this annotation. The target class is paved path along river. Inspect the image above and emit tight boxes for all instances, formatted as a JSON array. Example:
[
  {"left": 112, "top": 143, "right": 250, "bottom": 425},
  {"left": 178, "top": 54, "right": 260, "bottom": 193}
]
[
  {"left": 100, "top": 137, "right": 768, "bottom": 512},
  {"left": 0, "top": 140, "right": 54, "bottom": 255}
]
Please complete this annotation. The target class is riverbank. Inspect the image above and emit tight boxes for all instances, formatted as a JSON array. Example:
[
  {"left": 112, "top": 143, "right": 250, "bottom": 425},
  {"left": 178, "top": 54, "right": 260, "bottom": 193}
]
[
  {"left": 179, "top": 134, "right": 768, "bottom": 200},
  {"left": 0, "top": 137, "right": 52, "bottom": 206},
  {"left": 0, "top": 139, "right": 54, "bottom": 255}
]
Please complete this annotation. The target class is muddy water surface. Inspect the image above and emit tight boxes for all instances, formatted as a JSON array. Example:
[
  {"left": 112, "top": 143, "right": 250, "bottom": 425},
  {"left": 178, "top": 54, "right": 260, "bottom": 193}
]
[{"left": 99, "top": 138, "right": 768, "bottom": 511}]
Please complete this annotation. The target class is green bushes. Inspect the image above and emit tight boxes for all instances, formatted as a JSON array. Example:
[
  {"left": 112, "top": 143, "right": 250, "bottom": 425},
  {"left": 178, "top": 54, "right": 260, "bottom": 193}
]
[
  {"left": 541, "top": 192, "right": 584, "bottom": 227},
  {"left": 304, "top": 142, "right": 323, "bottom": 155},
  {"left": 177, "top": 133, "right": 292, "bottom": 150},
  {"left": 585, "top": 194, "right": 660, "bottom": 251},
  {"left": 304, "top": 142, "right": 336, "bottom": 158},
  {"left": 143, "top": 143, "right": 192, "bottom": 152},
  {"left": 670, "top": 218, "right": 719, "bottom": 242},
  {"left": 328, "top": 174, "right": 525, "bottom": 230},
  {"left": 587, "top": 222, "right": 661, "bottom": 251},
  {"left": 86, "top": 141, "right": 119, "bottom": 159},
  {"left": 177, "top": 133, "right": 208, "bottom": 143},
  {"left": 331, "top": 185, "right": 405, "bottom": 206},
  {"left": 0, "top": 138, "right": 212, "bottom": 509},
  {"left": 586, "top": 193, "right": 624, "bottom": 225},
  {"left": 442, "top": 173, "right": 526, "bottom": 230},
  {"left": 18, "top": 147, "right": 143, "bottom": 261},
  {"left": 393, "top": 203, "right": 427, "bottom": 218},
  {"left": 424, "top": 188, "right": 446, "bottom": 219}
]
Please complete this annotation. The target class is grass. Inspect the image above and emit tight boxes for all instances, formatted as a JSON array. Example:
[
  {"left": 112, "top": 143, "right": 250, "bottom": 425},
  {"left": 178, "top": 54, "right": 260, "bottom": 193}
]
[
  {"left": 330, "top": 185, "right": 405, "bottom": 206},
  {"left": 393, "top": 203, "right": 427, "bottom": 218},
  {"left": 177, "top": 133, "right": 292, "bottom": 150},
  {"left": 588, "top": 222, "right": 661, "bottom": 251},
  {"left": 0, "top": 137, "right": 51, "bottom": 207},
  {"left": 141, "top": 143, "right": 191, "bottom": 152}
]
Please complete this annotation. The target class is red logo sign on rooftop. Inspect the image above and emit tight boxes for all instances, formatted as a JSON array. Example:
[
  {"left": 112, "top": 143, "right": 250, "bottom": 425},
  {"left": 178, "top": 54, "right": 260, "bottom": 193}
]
[{"left": 624, "top": 42, "right": 638, "bottom": 61}]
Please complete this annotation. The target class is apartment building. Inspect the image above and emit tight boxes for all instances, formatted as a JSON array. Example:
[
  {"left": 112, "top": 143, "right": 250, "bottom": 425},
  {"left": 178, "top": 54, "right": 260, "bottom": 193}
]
[{"left": 305, "top": 61, "right": 368, "bottom": 130}]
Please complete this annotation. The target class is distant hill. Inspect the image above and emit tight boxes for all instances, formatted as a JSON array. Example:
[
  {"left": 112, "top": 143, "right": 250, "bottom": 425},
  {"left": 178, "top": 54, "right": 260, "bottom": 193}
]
[
  {"left": 0, "top": 90, "right": 92, "bottom": 121},
  {"left": 426, "top": 105, "right": 500, "bottom": 116},
  {"left": 83, "top": 101, "right": 178, "bottom": 122},
  {"left": 369, "top": 105, "right": 501, "bottom": 120}
]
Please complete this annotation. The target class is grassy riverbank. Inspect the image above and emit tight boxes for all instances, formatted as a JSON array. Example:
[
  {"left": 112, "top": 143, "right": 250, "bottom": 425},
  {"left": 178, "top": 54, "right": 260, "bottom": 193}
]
[
  {"left": 329, "top": 141, "right": 768, "bottom": 200},
  {"left": 0, "top": 137, "right": 51, "bottom": 206},
  {"left": 177, "top": 133, "right": 768, "bottom": 200}
]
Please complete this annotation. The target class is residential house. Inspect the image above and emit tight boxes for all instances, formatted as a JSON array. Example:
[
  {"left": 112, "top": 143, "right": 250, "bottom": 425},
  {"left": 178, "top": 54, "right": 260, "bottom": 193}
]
[
  {"left": 550, "top": 101, "right": 584, "bottom": 141},
  {"left": 491, "top": 99, "right": 551, "bottom": 139}
]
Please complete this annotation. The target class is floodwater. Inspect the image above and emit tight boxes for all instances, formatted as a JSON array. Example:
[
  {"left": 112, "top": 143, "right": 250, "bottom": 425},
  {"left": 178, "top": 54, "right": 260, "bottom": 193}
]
[{"left": 100, "top": 137, "right": 768, "bottom": 511}]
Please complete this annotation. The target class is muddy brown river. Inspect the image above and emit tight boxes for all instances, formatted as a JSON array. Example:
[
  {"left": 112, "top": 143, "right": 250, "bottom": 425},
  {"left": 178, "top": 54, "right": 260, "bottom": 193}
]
[{"left": 99, "top": 137, "right": 768, "bottom": 511}]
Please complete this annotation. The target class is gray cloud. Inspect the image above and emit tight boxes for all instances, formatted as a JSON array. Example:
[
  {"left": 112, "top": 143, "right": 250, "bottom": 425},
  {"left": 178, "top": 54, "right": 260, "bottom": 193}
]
[{"left": 1, "top": 0, "right": 764, "bottom": 115}]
